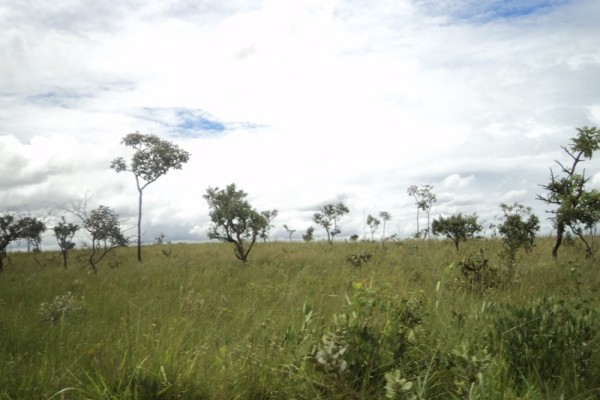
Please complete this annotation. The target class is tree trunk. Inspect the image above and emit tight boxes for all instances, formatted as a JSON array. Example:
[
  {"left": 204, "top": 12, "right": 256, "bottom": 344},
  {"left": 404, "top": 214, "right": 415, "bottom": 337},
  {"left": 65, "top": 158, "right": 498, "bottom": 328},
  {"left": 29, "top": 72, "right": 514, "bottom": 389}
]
[
  {"left": 552, "top": 222, "right": 564, "bottom": 259},
  {"left": 62, "top": 250, "right": 68, "bottom": 269},
  {"left": 137, "top": 188, "right": 143, "bottom": 262}
]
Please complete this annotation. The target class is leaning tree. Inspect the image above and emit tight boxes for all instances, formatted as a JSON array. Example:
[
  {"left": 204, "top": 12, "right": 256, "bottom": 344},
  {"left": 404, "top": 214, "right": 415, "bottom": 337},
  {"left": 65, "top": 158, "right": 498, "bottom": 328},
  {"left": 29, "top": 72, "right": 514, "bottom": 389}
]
[
  {"left": 203, "top": 183, "right": 268, "bottom": 264},
  {"left": 0, "top": 213, "right": 46, "bottom": 272},
  {"left": 111, "top": 132, "right": 190, "bottom": 262}
]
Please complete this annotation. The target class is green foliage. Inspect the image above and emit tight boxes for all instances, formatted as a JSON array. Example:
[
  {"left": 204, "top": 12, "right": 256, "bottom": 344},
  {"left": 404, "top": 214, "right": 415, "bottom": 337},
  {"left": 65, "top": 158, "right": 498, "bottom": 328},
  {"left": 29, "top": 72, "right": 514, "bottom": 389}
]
[
  {"left": 488, "top": 296, "right": 599, "bottom": 389},
  {"left": 497, "top": 203, "right": 540, "bottom": 262},
  {"left": 346, "top": 252, "right": 372, "bottom": 267},
  {"left": 302, "top": 226, "right": 315, "bottom": 242},
  {"left": 204, "top": 183, "right": 268, "bottom": 263},
  {"left": 0, "top": 213, "right": 46, "bottom": 271},
  {"left": 39, "top": 291, "right": 85, "bottom": 324},
  {"left": 53, "top": 217, "right": 79, "bottom": 269},
  {"left": 432, "top": 213, "right": 481, "bottom": 252},
  {"left": 313, "top": 202, "right": 350, "bottom": 245},
  {"left": 84, "top": 205, "right": 129, "bottom": 272},
  {"left": 537, "top": 126, "right": 600, "bottom": 258},
  {"left": 259, "top": 209, "right": 278, "bottom": 242},
  {"left": 306, "top": 283, "right": 425, "bottom": 397}
]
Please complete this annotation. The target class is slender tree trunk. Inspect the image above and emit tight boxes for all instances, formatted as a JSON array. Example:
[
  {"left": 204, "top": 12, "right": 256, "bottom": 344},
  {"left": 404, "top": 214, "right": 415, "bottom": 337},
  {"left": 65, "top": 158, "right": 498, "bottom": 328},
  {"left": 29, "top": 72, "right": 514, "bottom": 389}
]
[
  {"left": 552, "top": 221, "right": 564, "bottom": 259},
  {"left": 62, "top": 250, "right": 68, "bottom": 269},
  {"left": 416, "top": 208, "right": 420, "bottom": 239},
  {"left": 0, "top": 253, "right": 3, "bottom": 273},
  {"left": 137, "top": 188, "right": 143, "bottom": 262}
]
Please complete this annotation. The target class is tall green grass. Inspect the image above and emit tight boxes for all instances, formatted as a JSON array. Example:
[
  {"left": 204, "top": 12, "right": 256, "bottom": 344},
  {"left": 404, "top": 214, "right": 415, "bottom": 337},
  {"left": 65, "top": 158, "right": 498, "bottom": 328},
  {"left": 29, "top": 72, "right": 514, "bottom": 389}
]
[{"left": 0, "top": 238, "right": 598, "bottom": 399}]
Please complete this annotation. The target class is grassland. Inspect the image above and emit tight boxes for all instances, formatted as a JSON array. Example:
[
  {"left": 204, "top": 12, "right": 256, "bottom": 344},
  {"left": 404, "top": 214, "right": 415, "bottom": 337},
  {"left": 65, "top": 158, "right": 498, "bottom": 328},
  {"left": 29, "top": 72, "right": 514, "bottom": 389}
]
[{"left": 0, "top": 238, "right": 599, "bottom": 399}]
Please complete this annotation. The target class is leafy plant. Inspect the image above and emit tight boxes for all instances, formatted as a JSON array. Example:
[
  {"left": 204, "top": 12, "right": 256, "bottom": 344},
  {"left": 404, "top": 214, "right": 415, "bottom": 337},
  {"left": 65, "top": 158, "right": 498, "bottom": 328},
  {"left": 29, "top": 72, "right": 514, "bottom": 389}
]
[
  {"left": 39, "top": 291, "right": 85, "bottom": 324},
  {"left": 307, "top": 283, "right": 425, "bottom": 396}
]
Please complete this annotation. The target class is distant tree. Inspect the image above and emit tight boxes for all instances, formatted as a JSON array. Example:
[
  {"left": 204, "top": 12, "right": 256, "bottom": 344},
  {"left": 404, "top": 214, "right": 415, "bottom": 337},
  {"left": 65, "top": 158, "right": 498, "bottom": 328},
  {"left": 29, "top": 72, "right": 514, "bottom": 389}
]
[
  {"left": 366, "top": 214, "right": 381, "bottom": 241},
  {"left": 407, "top": 185, "right": 437, "bottom": 239},
  {"left": 203, "top": 184, "right": 268, "bottom": 264},
  {"left": 53, "top": 217, "right": 79, "bottom": 269},
  {"left": 0, "top": 213, "right": 46, "bottom": 272},
  {"left": 313, "top": 202, "right": 350, "bottom": 245},
  {"left": 20, "top": 216, "right": 47, "bottom": 253},
  {"left": 302, "top": 226, "right": 315, "bottom": 242},
  {"left": 84, "top": 206, "right": 128, "bottom": 273},
  {"left": 283, "top": 224, "right": 296, "bottom": 242},
  {"left": 378, "top": 211, "right": 392, "bottom": 245},
  {"left": 65, "top": 196, "right": 128, "bottom": 273},
  {"left": 349, "top": 234, "right": 359, "bottom": 242},
  {"left": 497, "top": 203, "right": 540, "bottom": 262},
  {"left": 259, "top": 209, "right": 279, "bottom": 242},
  {"left": 111, "top": 132, "right": 190, "bottom": 262},
  {"left": 537, "top": 126, "right": 600, "bottom": 258},
  {"left": 432, "top": 213, "right": 481, "bottom": 252}
]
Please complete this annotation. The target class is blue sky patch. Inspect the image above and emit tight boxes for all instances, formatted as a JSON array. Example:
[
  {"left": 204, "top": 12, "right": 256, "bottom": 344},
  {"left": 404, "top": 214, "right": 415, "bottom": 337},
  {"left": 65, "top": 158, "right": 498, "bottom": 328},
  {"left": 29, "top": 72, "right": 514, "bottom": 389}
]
[
  {"left": 175, "top": 109, "right": 226, "bottom": 133},
  {"left": 418, "top": 0, "right": 570, "bottom": 23}
]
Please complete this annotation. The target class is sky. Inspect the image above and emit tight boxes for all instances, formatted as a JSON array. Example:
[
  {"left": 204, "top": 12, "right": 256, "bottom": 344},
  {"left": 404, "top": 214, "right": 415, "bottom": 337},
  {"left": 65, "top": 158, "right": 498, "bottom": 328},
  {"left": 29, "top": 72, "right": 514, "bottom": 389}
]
[{"left": 1, "top": 0, "right": 600, "bottom": 248}]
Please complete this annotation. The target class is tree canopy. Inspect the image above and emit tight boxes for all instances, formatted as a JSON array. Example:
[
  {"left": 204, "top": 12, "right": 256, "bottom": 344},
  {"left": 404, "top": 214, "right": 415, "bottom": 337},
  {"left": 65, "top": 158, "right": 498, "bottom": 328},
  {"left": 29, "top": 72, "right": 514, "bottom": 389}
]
[
  {"left": 537, "top": 126, "right": 600, "bottom": 258},
  {"left": 204, "top": 183, "right": 268, "bottom": 264}
]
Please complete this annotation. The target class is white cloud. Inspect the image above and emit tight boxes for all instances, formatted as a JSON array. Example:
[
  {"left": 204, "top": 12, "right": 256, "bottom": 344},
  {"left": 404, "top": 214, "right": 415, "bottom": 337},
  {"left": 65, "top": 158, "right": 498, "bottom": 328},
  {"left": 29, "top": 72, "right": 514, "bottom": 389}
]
[{"left": 1, "top": 0, "right": 600, "bottom": 246}]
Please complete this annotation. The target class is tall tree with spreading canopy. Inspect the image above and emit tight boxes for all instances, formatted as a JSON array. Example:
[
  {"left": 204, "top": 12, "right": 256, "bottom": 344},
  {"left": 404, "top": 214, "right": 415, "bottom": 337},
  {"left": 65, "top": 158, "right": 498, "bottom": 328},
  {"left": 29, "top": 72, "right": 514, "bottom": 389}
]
[
  {"left": 407, "top": 184, "right": 437, "bottom": 239},
  {"left": 111, "top": 132, "right": 190, "bottom": 262},
  {"left": 0, "top": 214, "right": 46, "bottom": 272},
  {"left": 537, "top": 126, "right": 600, "bottom": 258},
  {"left": 313, "top": 202, "right": 350, "bottom": 245},
  {"left": 204, "top": 183, "right": 268, "bottom": 264}
]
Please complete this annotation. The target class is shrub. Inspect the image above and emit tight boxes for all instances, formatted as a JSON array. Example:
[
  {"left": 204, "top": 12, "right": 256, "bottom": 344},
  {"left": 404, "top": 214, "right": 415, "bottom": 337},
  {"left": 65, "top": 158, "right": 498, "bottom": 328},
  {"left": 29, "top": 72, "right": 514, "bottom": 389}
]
[
  {"left": 306, "top": 283, "right": 425, "bottom": 397},
  {"left": 39, "top": 291, "right": 85, "bottom": 324}
]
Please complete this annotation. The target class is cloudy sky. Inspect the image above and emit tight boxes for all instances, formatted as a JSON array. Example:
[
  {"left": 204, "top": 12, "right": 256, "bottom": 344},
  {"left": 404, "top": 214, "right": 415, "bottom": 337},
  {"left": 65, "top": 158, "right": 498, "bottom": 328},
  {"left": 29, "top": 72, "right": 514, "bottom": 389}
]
[{"left": 2, "top": 0, "right": 600, "bottom": 247}]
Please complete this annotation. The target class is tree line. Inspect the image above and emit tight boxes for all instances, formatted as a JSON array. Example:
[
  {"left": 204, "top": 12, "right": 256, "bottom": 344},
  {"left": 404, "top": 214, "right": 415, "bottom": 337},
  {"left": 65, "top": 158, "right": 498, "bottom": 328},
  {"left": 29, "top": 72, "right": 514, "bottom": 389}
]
[{"left": 1, "top": 127, "right": 599, "bottom": 272}]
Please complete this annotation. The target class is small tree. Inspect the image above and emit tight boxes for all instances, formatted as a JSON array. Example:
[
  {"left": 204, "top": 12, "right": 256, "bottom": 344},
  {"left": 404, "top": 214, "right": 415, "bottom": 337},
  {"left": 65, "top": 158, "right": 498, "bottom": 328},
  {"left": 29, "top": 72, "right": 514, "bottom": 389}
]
[
  {"left": 303, "top": 226, "right": 315, "bottom": 242},
  {"left": 537, "top": 127, "right": 600, "bottom": 258},
  {"left": 366, "top": 214, "right": 381, "bottom": 241},
  {"left": 84, "top": 206, "right": 129, "bottom": 273},
  {"left": 407, "top": 185, "right": 437, "bottom": 239},
  {"left": 497, "top": 203, "right": 540, "bottom": 263},
  {"left": 53, "top": 217, "right": 79, "bottom": 269},
  {"left": 203, "top": 184, "right": 268, "bottom": 264},
  {"left": 313, "top": 202, "right": 350, "bottom": 245},
  {"left": 283, "top": 224, "right": 296, "bottom": 242},
  {"left": 378, "top": 211, "right": 392, "bottom": 247},
  {"left": 0, "top": 214, "right": 46, "bottom": 272},
  {"left": 432, "top": 213, "right": 481, "bottom": 252},
  {"left": 111, "top": 132, "right": 190, "bottom": 262},
  {"left": 259, "top": 209, "right": 279, "bottom": 242}
]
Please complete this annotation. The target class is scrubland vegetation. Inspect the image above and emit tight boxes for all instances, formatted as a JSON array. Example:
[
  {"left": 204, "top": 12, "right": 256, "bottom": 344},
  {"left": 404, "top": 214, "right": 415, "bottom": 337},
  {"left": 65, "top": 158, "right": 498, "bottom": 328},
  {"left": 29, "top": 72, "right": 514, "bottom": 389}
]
[{"left": 1, "top": 238, "right": 599, "bottom": 399}]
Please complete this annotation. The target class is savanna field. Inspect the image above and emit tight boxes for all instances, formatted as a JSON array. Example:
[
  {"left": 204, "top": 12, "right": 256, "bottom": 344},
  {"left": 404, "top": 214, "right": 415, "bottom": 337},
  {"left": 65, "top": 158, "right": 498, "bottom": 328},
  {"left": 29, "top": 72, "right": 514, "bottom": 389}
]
[{"left": 1, "top": 238, "right": 599, "bottom": 399}]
